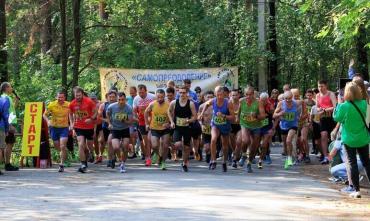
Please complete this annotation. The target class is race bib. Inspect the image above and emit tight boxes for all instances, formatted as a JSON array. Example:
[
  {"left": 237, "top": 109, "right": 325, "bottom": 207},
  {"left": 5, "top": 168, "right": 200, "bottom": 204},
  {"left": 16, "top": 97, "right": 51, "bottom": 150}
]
[
  {"left": 213, "top": 116, "right": 227, "bottom": 125},
  {"left": 154, "top": 114, "right": 167, "bottom": 125},
  {"left": 242, "top": 113, "right": 257, "bottom": 122},
  {"left": 176, "top": 117, "right": 189, "bottom": 126},
  {"left": 115, "top": 113, "right": 128, "bottom": 121},
  {"left": 202, "top": 125, "right": 211, "bottom": 134},
  {"left": 314, "top": 114, "right": 321, "bottom": 122},
  {"left": 76, "top": 110, "right": 88, "bottom": 120},
  {"left": 283, "top": 112, "right": 295, "bottom": 121}
]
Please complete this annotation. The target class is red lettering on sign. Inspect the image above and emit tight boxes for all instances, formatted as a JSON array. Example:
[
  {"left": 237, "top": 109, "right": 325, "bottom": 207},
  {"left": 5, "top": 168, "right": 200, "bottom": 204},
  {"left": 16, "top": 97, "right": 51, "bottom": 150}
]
[
  {"left": 28, "top": 145, "right": 34, "bottom": 154},
  {"left": 28, "top": 125, "right": 36, "bottom": 134},
  {"left": 30, "top": 113, "right": 37, "bottom": 124},
  {"left": 27, "top": 134, "right": 35, "bottom": 144},
  {"left": 30, "top": 104, "right": 38, "bottom": 113}
]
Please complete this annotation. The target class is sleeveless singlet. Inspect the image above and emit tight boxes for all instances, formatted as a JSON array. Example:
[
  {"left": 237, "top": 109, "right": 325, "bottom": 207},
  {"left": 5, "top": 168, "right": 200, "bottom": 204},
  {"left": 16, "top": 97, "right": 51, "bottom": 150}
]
[
  {"left": 240, "top": 99, "right": 262, "bottom": 129},
  {"left": 279, "top": 100, "right": 299, "bottom": 130},
  {"left": 211, "top": 98, "right": 230, "bottom": 130},
  {"left": 174, "top": 99, "right": 192, "bottom": 128},
  {"left": 150, "top": 101, "right": 170, "bottom": 130}
]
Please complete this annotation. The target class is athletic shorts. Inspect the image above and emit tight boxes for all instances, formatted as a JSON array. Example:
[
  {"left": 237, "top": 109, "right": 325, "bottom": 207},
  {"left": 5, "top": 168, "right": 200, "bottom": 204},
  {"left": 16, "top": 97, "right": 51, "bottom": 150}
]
[
  {"left": 231, "top": 124, "right": 241, "bottom": 134},
  {"left": 129, "top": 126, "right": 138, "bottom": 134},
  {"left": 74, "top": 128, "right": 94, "bottom": 140},
  {"left": 138, "top": 125, "right": 148, "bottom": 136},
  {"left": 173, "top": 127, "right": 191, "bottom": 146},
  {"left": 50, "top": 127, "right": 69, "bottom": 141},
  {"left": 111, "top": 128, "right": 130, "bottom": 140},
  {"left": 242, "top": 126, "right": 261, "bottom": 136},
  {"left": 202, "top": 133, "right": 211, "bottom": 144},
  {"left": 281, "top": 127, "right": 298, "bottom": 135},
  {"left": 5, "top": 131, "right": 16, "bottom": 144},
  {"left": 151, "top": 129, "right": 170, "bottom": 138},
  {"left": 0, "top": 130, "right": 6, "bottom": 149},
  {"left": 260, "top": 124, "right": 273, "bottom": 136},
  {"left": 95, "top": 124, "right": 103, "bottom": 135},
  {"left": 102, "top": 127, "right": 110, "bottom": 141},
  {"left": 312, "top": 122, "right": 321, "bottom": 140},
  {"left": 190, "top": 121, "right": 202, "bottom": 139},
  {"left": 320, "top": 117, "right": 336, "bottom": 133},
  {"left": 212, "top": 124, "right": 231, "bottom": 136}
]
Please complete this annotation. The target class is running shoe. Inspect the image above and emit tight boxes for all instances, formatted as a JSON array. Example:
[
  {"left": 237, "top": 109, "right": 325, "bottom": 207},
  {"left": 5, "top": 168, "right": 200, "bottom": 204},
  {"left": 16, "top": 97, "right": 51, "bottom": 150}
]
[
  {"left": 264, "top": 155, "right": 272, "bottom": 165},
  {"left": 206, "top": 154, "right": 211, "bottom": 164},
  {"left": 111, "top": 158, "right": 116, "bottom": 169},
  {"left": 349, "top": 191, "right": 361, "bottom": 199},
  {"left": 119, "top": 163, "right": 126, "bottom": 173},
  {"left": 211, "top": 162, "right": 217, "bottom": 170},
  {"left": 320, "top": 157, "right": 329, "bottom": 165},
  {"left": 231, "top": 160, "right": 238, "bottom": 168},
  {"left": 239, "top": 156, "right": 246, "bottom": 167},
  {"left": 182, "top": 163, "right": 188, "bottom": 172},
  {"left": 77, "top": 165, "right": 87, "bottom": 173},
  {"left": 94, "top": 156, "right": 103, "bottom": 164},
  {"left": 222, "top": 163, "right": 227, "bottom": 172},
  {"left": 87, "top": 153, "right": 95, "bottom": 163},
  {"left": 258, "top": 161, "right": 263, "bottom": 169},
  {"left": 145, "top": 159, "right": 152, "bottom": 167},
  {"left": 152, "top": 153, "right": 159, "bottom": 165},
  {"left": 58, "top": 165, "right": 64, "bottom": 173},
  {"left": 284, "top": 158, "right": 293, "bottom": 169},
  {"left": 246, "top": 163, "right": 253, "bottom": 173},
  {"left": 304, "top": 156, "right": 311, "bottom": 164},
  {"left": 160, "top": 161, "right": 167, "bottom": 170},
  {"left": 341, "top": 185, "right": 355, "bottom": 194},
  {"left": 195, "top": 153, "right": 201, "bottom": 161}
]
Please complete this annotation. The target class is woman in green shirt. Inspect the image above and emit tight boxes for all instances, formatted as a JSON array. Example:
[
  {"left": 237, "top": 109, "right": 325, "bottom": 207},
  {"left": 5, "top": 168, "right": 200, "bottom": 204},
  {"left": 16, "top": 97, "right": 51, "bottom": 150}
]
[{"left": 333, "top": 82, "right": 370, "bottom": 199}]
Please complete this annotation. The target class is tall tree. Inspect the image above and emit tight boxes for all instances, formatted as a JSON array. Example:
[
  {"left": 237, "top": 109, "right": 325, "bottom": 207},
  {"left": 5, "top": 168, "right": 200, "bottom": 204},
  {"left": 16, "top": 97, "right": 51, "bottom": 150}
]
[
  {"left": 40, "top": 0, "right": 52, "bottom": 54},
  {"left": 268, "top": 0, "right": 278, "bottom": 91},
  {"left": 99, "top": 0, "right": 108, "bottom": 20},
  {"left": 72, "top": 0, "right": 81, "bottom": 89},
  {"left": 60, "top": 0, "right": 67, "bottom": 93},
  {"left": 0, "top": 0, "right": 7, "bottom": 82}
]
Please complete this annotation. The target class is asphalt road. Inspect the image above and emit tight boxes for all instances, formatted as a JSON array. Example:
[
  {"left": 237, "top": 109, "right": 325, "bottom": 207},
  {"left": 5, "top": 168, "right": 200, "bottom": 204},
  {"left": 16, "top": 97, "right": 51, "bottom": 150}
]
[{"left": 0, "top": 147, "right": 369, "bottom": 221}]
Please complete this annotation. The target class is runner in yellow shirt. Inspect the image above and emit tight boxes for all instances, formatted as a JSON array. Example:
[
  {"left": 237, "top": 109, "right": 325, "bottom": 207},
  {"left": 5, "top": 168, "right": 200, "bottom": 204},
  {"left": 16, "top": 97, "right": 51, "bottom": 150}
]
[
  {"left": 43, "top": 91, "right": 70, "bottom": 172},
  {"left": 144, "top": 89, "right": 171, "bottom": 170}
]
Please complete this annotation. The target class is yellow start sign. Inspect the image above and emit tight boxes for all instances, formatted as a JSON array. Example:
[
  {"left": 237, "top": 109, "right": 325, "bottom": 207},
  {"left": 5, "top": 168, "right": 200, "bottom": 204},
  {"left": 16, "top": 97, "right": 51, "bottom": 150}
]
[{"left": 21, "top": 102, "right": 43, "bottom": 157}]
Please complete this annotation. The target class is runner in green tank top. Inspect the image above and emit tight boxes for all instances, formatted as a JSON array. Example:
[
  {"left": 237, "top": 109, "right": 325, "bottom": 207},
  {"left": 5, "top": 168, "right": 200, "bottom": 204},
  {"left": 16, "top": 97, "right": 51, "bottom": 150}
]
[{"left": 236, "top": 86, "right": 266, "bottom": 173}]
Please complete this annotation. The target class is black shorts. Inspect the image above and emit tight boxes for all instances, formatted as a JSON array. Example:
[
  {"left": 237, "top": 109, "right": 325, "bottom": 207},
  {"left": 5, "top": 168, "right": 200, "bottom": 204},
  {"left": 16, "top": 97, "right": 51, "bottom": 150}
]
[
  {"left": 281, "top": 127, "right": 298, "bottom": 135},
  {"left": 74, "top": 128, "right": 94, "bottom": 140},
  {"left": 151, "top": 129, "right": 170, "bottom": 138},
  {"left": 103, "top": 127, "right": 110, "bottom": 141},
  {"left": 111, "top": 128, "right": 130, "bottom": 140},
  {"left": 202, "top": 134, "right": 211, "bottom": 144},
  {"left": 231, "top": 124, "right": 241, "bottom": 134},
  {"left": 320, "top": 117, "right": 336, "bottom": 133},
  {"left": 138, "top": 125, "right": 148, "bottom": 136},
  {"left": 173, "top": 127, "right": 191, "bottom": 146},
  {"left": 312, "top": 122, "right": 321, "bottom": 139},
  {"left": 95, "top": 124, "right": 103, "bottom": 135},
  {"left": 190, "top": 121, "right": 202, "bottom": 139},
  {"left": 5, "top": 131, "right": 16, "bottom": 144}
]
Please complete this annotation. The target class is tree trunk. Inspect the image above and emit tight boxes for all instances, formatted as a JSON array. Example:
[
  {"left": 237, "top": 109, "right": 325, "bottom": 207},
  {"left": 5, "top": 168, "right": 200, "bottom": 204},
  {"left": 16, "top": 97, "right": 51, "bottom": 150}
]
[
  {"left": 268, "top": 0, "right": 278, "bottom": 91},
  {"left": 356, "top": 25, "right": 369, "bottom": 81},
  {"left": 72, "top": 0, "right": 81, "bottom": 89},
  {"left": 245, "top": 0, "right": 253, "bottom": 11},
  {"left": 99, "top": 0, "right": 108, "bottom": 20},
  {"left": 60, "top": 0, "right": 68, "bottom": 94},
  {"left": 40, "top": 0, "right": 52, "bottom": 54},
  {"left": 0, "top": 0, "right": 8, "bottom": 82}
]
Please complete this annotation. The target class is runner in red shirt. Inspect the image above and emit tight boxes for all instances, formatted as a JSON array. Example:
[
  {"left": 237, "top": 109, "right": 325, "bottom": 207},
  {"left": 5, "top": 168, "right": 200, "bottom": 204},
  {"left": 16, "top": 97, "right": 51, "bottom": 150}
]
[{"left": 69, "top": 87, "right": 98, "bottom": 173}]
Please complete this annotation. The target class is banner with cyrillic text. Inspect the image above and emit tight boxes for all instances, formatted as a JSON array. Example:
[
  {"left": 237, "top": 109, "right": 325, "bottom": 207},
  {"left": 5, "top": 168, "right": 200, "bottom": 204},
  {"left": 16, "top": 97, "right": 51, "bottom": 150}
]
[
  {"left": 21, "top": 102, "right": 43, "bottom": 157},
  {"left": 99, "top": 67, "right": 238, "bottom": 99}
]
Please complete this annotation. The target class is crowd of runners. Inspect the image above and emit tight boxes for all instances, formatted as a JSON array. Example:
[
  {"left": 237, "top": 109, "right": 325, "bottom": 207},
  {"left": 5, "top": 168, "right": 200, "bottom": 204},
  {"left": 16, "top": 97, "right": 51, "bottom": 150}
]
[{"left": 0, "top": 72, "right": 369, "bottom": 198}]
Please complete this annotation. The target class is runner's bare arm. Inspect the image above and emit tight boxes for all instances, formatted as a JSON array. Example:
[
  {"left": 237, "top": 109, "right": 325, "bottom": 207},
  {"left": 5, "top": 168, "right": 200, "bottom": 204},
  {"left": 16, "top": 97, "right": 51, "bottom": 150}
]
[
  {"left": 199, "top": 99, "right": 213, "bottom": 120},
  {"left": 42, "top": 108, "right": 50, "bottom": 125},
  {"left": 273, "top": 101, "right": 283, "bottom": 119},
  {"left": 188, "top": 101, "right": 197, "bottom": 124},
  {"left": 106, "top": 109, "right": 112, "bottom": 129},
  {"left": 226, "top": 101, "right": 235, "bottom": 122},
  {"left": 98, "top": 103, "right": 107, "bottom": 122},
  {"left": 69, "top": 113, "right": 75, "bottom": 129},
  {"left": 167, "top": 100, "right": 176, "bottom": 127},
  {"left": 326, "top": 91, "right": 337, "bottom": 112},
  {"left": 257, "top": 100, "right": 266, "bottom": 120},
  {"left": 198, "top": 104, "right": 204, "bottom": 121},
  {"left": 144, "top": 102, "right": 154, "bottom": 128}
]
